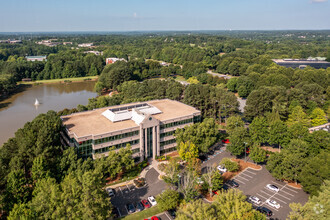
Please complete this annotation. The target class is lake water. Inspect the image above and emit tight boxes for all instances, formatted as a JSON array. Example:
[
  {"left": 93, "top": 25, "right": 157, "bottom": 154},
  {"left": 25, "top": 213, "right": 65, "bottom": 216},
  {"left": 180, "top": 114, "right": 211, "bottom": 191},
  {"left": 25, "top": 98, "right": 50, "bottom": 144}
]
[{"left": 0, "top": 81, "right": 97, "bottom": 146}]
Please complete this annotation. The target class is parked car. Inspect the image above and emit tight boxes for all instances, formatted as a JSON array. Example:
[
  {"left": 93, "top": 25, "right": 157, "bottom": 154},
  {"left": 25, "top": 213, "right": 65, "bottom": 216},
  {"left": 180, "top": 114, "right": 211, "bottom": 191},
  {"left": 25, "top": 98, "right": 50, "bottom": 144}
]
[
  {"left": 256, "top": 207, "right": 272, "bottom": 216},
  {"left": 126, "top": 203, "right": 136, "bottom": 213},
  {"left": 222, "top": 139, "right": 230, "bottom": 144},
  {"left": 266, "top": 184, "right": 279, "bottom": 193},
  {"left": 151, "top": 216, "right": 160, "bottom": 220},
  {"left": 248, "top": 196, "right": 261, "bottom": 205},
  {"left": 208, "top": 150, "right": 215, "bottom": 155},
  {"left": 199, "top": 155, "right": 208, "bottom": 162},
  {"left": 148, "top": 196, "right": 157, "bottom": 206},
  {"left": 141, "top": 199, "right": 151, "bottom": 208},
  {"left": 246, "top": 147, "right": 250, "bottom": 154},
  {"left": 212, "top": 190, "right": 218, "bottom": 195},
  {"left": 227, "top": 180, "right": 239, "bottom": 188},
  {"left": 266, "top": 199, "right": 281, "bottom": 209},
  {"left": 135, "top": 201, "right": 144, "bottom": 212},
  {"left": 217, "top": 165, "right": 227, "bottom": 173},
  {"left": 106, "top": 188, "right": 115, "bottom": 197}
]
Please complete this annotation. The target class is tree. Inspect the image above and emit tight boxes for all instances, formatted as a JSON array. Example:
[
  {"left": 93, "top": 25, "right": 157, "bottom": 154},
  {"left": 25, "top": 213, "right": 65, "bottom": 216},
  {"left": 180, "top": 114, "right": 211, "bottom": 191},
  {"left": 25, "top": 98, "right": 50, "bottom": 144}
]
[
  {"left": 249, "top": 145, "right": 267, "bottom": 164},
  {"left": 299, "top": 151, "right": 329, "bottom": 195},
  {"left": 30, "top": 177, "right": 60, "bottom": 219},
  {"left": 238, "top": 85, "right": 248, "bottom": 98},
  {"left": 175, "top": 118, "right": 219, "bottom": 153},
  {"left": 220, "top": 158, "right": 239, "bottom": 172},
  {"left": 31, "top": 156, "right": 50, "bottom": 182},
  {"left": 288, "top": 180, "right": 329, "bottom": 220},
  {"left": 8, "top": 203, "right": 35, "bottom": 220},
  {"left": 176, "top": 199, "right": 218, "bottom": 220},
  {"left": 179, "top": 171, "right": 198, "bottom": 202},
  {"left": 211, "top": 171, "right": 223, "bottom": 191},
  {"left": 268, "top": 119, "right": 289, "bottom": 152},
  {"left": 156, "top": 189, "right": 181, "bottom": 212},
  {"left": 202, "top": 166, "right": 217, "bottom": 198},
  {"left": 163, "top": 157, "right": 181, "bottom": 187},
  {"left": 227, "top": 127, "right": 249, "bottom": 156},
  {"left": 310, "top": 107, "right": 327, "bottom": 127},
  {"left": 178, "top": 141, "right": 199, "bottom": 162},
  {"left": 213, "top": 189, "right": 266, "bottom": 220},
  {"left": 287, "top": 106, "right": 310, "bottom": 128},
  {"left": 249, "top": 116, "right": 269, "bottom": 144},
  {"left": 226, "top": 115, "right": 245, "bottom": 134}
]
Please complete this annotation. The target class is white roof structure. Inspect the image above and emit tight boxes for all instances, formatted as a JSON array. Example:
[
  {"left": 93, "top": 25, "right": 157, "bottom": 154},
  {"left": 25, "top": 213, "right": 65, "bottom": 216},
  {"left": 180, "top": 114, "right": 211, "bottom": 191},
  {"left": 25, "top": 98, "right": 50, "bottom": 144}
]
[{"left": 102, "top": 104, "right": 162, "bottom": 125}]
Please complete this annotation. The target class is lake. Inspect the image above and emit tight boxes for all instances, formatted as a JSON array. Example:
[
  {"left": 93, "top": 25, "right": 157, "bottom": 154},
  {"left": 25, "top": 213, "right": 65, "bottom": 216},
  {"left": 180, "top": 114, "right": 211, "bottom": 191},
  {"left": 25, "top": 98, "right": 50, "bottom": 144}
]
[{"left": 0, "top": 81, "right": 97, "bottom": 146}]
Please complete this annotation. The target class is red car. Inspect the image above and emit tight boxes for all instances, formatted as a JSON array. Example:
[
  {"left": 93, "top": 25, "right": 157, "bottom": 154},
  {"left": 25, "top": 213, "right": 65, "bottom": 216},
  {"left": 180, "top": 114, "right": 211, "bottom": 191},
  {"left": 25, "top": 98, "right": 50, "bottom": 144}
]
[
  {"left": 222, "top": 139, "right": 230, "bottom": 144},
  {"left": 246, "top": 147, "right": 250, "bottom": 154},
  {"left": 212, "top": 190, "right": 218, "bottom": 195},
  {"left": 141, "top": 199, "right": 151, "bottom": 208},
  {"left": 151, "top": 217, "right": 160, "bottom": 220}
]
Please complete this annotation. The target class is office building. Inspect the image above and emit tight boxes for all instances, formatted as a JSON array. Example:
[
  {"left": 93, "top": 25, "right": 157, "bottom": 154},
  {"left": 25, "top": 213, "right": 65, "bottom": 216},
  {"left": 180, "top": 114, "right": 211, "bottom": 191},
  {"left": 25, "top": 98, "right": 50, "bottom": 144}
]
[
  {"left": 272, "top": 58, "right": 330, "bottom": 69},
  {"left": 61, "top": 99, "right": 201, "bottom": 161}
]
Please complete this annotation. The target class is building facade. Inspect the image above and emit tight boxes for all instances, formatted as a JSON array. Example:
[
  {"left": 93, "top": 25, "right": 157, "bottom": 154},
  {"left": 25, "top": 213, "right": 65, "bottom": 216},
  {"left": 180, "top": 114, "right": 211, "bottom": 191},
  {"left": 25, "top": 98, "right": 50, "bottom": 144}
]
[
  {"left": 60, "top": 99, "right": 201, "bottom": 161},
  {"left": 25, "top": 56, "right": 47, "bottom": 61},
  {"left": 272, "top": 59, "right": 330, "bottom": 69},
  {"left": 106, "top": 57, "right": 127, "bottom": 65}
]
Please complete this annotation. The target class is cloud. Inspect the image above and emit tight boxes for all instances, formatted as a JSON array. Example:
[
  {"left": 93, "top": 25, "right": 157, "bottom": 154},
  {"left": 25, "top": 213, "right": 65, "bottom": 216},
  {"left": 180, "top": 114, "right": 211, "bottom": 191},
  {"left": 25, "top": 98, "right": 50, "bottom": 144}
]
[
  {"left": 133, "top": 12, "right": 137, "bottom": 18},
  {"left": 311, "top": 0, "right": 328, "bottom": 3}
]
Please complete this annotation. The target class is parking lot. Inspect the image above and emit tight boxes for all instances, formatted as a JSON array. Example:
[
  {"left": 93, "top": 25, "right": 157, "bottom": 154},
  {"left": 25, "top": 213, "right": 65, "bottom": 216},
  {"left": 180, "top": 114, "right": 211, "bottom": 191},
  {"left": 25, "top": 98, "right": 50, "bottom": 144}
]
[
  {"left": 110, "top": 168, "right": 167, "bottom": 218},
  {"left": 232, "top": 167, "right": 309, "bottom": 220}
]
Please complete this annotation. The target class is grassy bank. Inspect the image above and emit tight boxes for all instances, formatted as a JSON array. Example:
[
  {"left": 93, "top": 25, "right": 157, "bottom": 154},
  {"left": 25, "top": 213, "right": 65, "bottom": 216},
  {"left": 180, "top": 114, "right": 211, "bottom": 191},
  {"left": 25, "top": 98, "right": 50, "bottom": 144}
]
[
  {"left": 121, "top": 206, "right": 161, "bottom": 220},
  {"left": 18, "top": 76, "right": 98, "bottom": 85}
]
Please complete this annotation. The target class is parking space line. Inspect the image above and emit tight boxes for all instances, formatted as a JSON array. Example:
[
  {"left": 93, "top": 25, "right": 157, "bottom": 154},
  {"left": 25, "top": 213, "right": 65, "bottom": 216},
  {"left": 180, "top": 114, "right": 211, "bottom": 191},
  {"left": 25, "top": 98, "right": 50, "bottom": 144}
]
[
  {"left": 283, "top": 186, "right": 299, "bottom": 193},
  {"left": 240, "top": 172, "right": 254, "bottom": 179},
  {"left": 244, "top": 169, "right": 257, "bottom": 175},
  {"left": 117, "top": 207, "right": 122, "bottom": 217},
  {"left": 256, "top": 193, "right": 268, "bottom": 200},
  {"left": 233, "top": 178, "right": 246, "bottom": 184},
  {"left": 264, "top": 203, "right": 279, "bottom": 211},
  {"left": 126, "top": 184, "right": 131, "bottom": 191},
  {"left": 271, "top": 181, "right": 286, "bottom": 187},
  {"left": 271, "top": 196, "right": 287, "bottom": 204},
  {"left": 280, "top": 189, "right": 295, "bottom": 197},
  {"left": 118, "top": 187, "right": 124, "bottom": 195},
  {"left": 275, "top": 192, "right": 291, "bottom": 200},
  {"left": 260, "top": 190, "right": 273, "bottom": 197},
  {"left": 235, "top": 175, "right": 249, "bottom": 181},
  {"left": 165, "top": 211, "right": 172, "bottom": 220}
]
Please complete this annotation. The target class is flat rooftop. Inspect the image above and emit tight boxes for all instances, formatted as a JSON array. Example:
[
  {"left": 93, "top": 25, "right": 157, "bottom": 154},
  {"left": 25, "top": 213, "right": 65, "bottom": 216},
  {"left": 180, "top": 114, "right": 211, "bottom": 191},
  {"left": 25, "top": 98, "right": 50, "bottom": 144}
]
[
  {"left": 61, "top": 99, "right": 200, "bottom": 138},
  {"left": 272, "top": 59, "right": 330, "bottom": 64}
]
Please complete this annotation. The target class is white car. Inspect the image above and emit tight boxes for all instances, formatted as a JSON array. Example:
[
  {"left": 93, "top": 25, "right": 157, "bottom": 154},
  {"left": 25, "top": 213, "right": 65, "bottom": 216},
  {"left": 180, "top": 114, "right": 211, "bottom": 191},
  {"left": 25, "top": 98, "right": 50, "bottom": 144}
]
[
  {"left": 248, "top": 196, "right": 261, "bottom": 205},
  {"left": 266, "top": 199, "right": 280, "bottom": 209},
  {"left": 148, "top": 196, "right": 157, "bottom": 206},
  {"left": 106, "top": 188, "right": 115, "bottom": 197},
  {"left": 266, "top": 184, "right": 279, "bottom": 193},
  {"left": 217, "top": 165, "right": 227, "bottom": 173}
]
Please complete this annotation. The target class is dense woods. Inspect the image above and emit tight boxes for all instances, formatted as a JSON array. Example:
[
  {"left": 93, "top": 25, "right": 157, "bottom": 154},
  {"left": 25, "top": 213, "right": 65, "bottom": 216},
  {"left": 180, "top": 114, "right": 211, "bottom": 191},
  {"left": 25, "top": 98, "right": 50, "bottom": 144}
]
[{"left": 0, "top": 31, "right": 329, "bottom": 218}]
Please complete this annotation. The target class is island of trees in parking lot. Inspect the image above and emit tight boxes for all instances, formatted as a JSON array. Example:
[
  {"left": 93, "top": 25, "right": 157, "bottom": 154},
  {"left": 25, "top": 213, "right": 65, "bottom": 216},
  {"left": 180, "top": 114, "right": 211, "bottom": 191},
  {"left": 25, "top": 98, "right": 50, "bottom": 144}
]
[{"left": 0, "top": 31, "right": 329, "bottom": 219}]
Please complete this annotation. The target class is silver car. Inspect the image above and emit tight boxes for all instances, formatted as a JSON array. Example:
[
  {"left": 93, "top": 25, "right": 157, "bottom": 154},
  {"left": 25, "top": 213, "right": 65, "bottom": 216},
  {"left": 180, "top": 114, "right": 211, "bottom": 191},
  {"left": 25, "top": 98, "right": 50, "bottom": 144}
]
[
  {"left": 266, "top": 184, "right": 279, "bottom": 193},
  {"left": 248, "top": 196, "right": 261, "bottom": 205}
]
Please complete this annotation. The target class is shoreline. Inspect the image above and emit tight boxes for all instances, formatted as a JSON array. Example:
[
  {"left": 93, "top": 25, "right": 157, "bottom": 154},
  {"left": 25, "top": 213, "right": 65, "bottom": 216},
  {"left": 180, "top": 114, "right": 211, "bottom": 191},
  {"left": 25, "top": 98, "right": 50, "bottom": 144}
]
[{"left": 18, "top": 76, "right": 98, "bottom": 85}]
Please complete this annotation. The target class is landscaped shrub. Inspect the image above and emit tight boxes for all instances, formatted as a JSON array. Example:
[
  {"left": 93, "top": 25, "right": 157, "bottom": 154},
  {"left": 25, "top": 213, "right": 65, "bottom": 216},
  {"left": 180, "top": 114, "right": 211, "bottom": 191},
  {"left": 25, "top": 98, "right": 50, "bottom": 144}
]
[
  {"left": 133, "top": 177, "right": 146, "bottom": 187},
  {"left": 220, "top": 158, "right": 239, "bottom": 172}
]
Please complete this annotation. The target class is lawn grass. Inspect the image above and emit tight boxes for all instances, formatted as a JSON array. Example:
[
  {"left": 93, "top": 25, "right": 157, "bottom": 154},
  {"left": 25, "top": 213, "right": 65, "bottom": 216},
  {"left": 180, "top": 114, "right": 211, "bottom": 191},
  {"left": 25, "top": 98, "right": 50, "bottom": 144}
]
[
  {"left": 18, "top": 76, "right": 98, "bottom": 84},
  {"left": 121, "top": 206, "right": 161, "bottom": 220}
]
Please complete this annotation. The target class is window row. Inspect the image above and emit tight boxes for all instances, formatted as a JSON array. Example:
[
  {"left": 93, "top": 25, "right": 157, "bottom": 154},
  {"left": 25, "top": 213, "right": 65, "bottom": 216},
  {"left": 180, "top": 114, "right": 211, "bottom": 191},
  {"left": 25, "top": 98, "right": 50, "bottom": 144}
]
[
  {"left": 160, "top": 118, "right": 193, "bottom": 129},
  {"left": 93, "top": 139, "right": 140, "bottom": 154},
  {"left": 160, "top": 130, "right": 176, "bottom": 138},
  {"left": 160, "top": 147, "right": 176, "bottom": 155},
  {"left": 160, "top": 138, "right": 176, "bottom": 147},
  {"left": 94, "top": 130, "right": 139, "bottom": 145}
]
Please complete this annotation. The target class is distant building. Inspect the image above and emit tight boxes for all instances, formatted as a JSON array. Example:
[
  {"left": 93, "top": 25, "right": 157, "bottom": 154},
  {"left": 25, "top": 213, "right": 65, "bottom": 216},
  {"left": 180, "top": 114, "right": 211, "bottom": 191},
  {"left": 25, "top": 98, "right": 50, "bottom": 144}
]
[
  {"left": 26, "top": 56, "right": 47, "bottom": 62},
  {"left": 0, "top": 39, "right": 22, "bottom": 44},
  {"left": 272, "top": 59, "right": 330, "bottom": 69},
  {"left": 22, "top": 78, "right": 32, "bottom": 82},
  {"left": 60, "top": 99, "right": 201, "bottom": 160},
  {"left": 106, "top": 57, "right": 127, "bottom": 65},
  {"left": 84, "top": 51, "right": 103, "bottom": 56},
  {"left": 63, "top": 42, "right": 73, "bottom": 45},
  {"left": 78, "top": 43, "right": 93, "bottom": 48}
]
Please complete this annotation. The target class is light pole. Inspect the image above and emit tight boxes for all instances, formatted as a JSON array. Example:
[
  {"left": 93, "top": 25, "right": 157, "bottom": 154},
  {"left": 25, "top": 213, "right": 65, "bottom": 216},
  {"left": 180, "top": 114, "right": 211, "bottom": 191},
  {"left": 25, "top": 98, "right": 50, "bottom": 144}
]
[{"left": 244, "top": 142, "right": 247, "bottom": 162}]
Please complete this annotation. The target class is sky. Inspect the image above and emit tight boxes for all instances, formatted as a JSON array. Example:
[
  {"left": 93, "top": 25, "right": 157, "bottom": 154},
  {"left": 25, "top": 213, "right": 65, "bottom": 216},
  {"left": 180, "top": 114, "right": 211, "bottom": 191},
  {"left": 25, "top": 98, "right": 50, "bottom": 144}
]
[{"left": 0, "top": 0, "right": 329, "bottom": 32}]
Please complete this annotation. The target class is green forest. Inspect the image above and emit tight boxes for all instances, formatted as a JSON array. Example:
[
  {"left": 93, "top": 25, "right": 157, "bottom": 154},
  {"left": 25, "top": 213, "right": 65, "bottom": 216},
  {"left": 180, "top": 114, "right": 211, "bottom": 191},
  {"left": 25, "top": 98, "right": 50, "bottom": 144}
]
[{"left": 0, "top": 31, "right": 329, "bottom": 219}]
